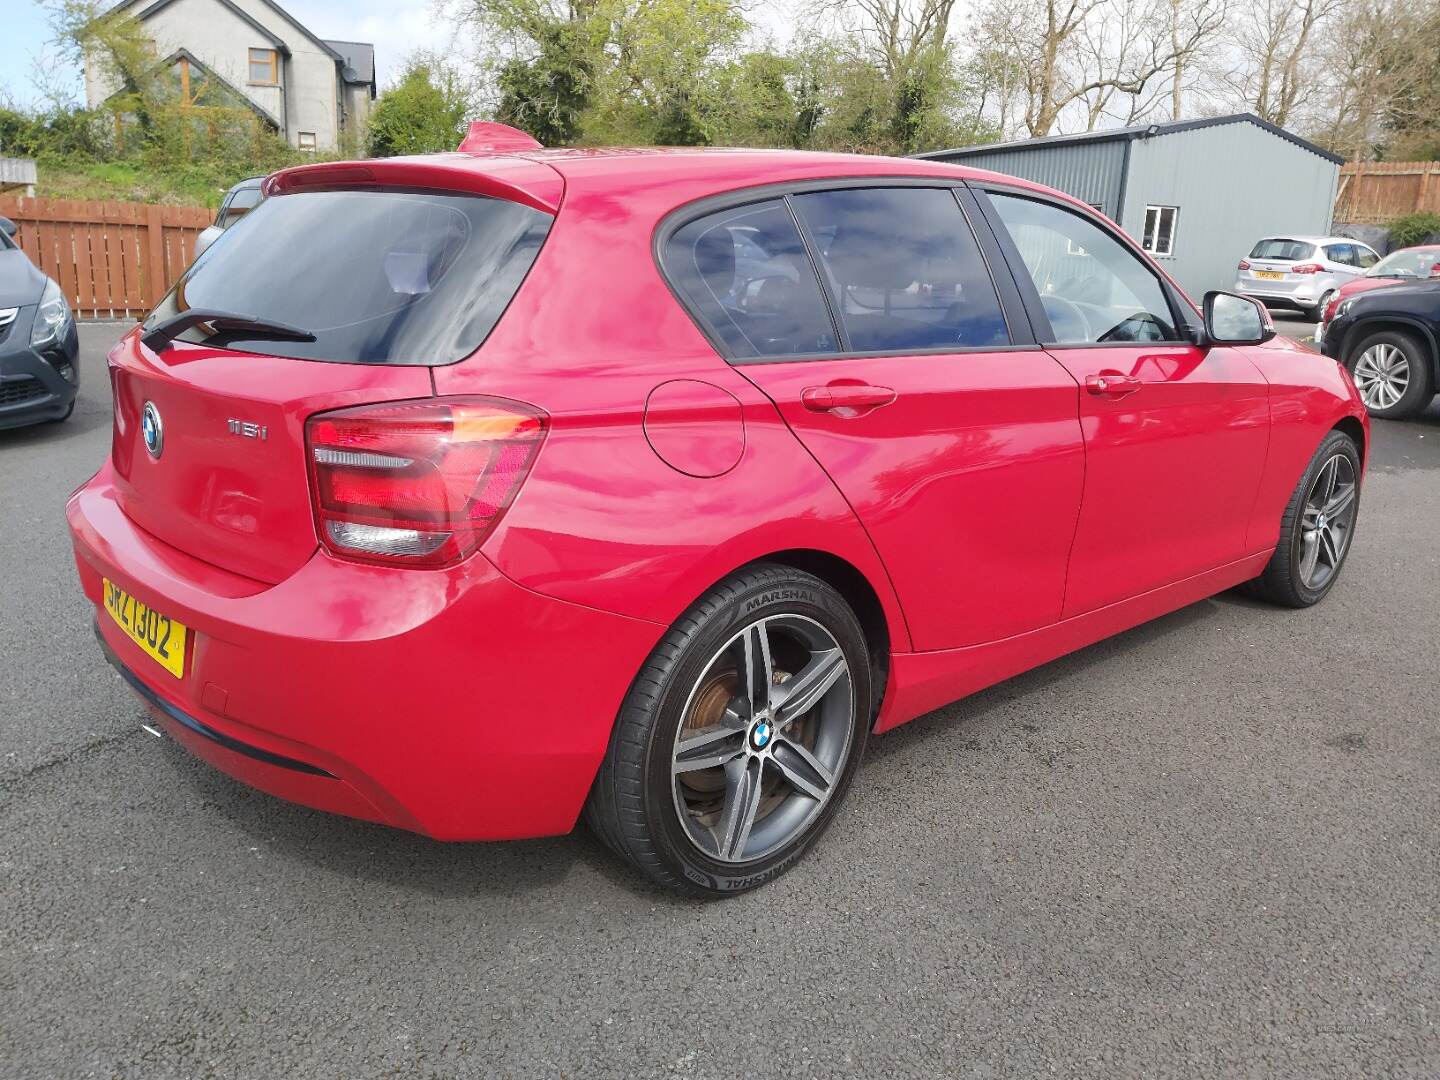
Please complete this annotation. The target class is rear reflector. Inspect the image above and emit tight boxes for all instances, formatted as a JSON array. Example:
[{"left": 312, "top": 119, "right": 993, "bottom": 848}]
[{"left": 306, "top": 397, "right": 546, "bottom": 568}]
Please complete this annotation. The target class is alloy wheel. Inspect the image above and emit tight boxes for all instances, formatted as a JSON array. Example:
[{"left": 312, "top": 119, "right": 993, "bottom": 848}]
[
  {"left": 670, "top": 614, "right": 853, "bottom": 864},
  {"left": 1352, "top": 343, "right": 1411, "bottom": 411},
  {"left": 1298, "top": 452, "right": 1358, "bottom": 590}
]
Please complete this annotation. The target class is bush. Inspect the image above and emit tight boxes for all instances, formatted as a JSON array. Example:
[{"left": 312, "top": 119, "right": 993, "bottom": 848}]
[{"left": 1388, "top": 212, "right": 1440, "bottom": 249}]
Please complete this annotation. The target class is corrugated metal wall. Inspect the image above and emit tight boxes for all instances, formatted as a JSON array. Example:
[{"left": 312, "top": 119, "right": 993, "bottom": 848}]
[
  {"left": 933, "top": 141, "right": 1128, "bottom": 219},
  {"left": 1120, "top": 124, "right": 1340, "bottom": 298}
]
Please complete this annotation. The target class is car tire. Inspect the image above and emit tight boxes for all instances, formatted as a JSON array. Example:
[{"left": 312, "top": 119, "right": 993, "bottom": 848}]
[
  {"left": 1249, "top": 430, "right": 1362, "bottom": 608},
  {"left": 1345, "top": 329, "right": 1435, "bottom": 419},
  {"left": 1305, "top": 290, "right": 1335, "bottom": 323},
  {"left": 585, "top": 562, "right": 871, "bottom": 898}
]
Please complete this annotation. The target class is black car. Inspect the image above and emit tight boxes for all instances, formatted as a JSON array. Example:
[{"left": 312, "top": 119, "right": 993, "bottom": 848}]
[
  {"left": 1321, "top": 279, "right": 1440, "bottom": 419},
  {"left": 0, "top": 216, "right": 80, "bottom": 429}
]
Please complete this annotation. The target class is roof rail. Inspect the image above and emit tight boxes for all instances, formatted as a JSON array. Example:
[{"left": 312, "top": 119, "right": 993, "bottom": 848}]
[{"left": 457, "top": 122, "right": 543, "bottom": 155}]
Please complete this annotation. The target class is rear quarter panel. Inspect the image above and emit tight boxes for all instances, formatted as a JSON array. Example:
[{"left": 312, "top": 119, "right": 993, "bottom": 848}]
[{"left": 434, "top": 164, "right": 913, "bottom": 650}]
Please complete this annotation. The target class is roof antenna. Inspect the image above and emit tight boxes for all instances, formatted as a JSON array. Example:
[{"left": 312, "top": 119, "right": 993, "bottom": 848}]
[{"left": 457, "top": 121, "right": 543, "bottom": 154}]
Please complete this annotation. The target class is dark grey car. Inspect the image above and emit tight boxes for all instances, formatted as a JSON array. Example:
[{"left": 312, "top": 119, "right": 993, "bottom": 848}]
[{"left": 0, "top": 216, "right": 79, "bottom": 430}]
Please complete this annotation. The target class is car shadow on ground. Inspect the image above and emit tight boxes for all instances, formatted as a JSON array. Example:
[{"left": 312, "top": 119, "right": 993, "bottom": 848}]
[
  {"left": 154, "top": 735, "right": 654, "bottom": 900},
  {"left": 144, "top": 587, "right": 1240, "bottom": 902},
  {"left": 0, "top": 404, "right": 110, "bottom": 447}
]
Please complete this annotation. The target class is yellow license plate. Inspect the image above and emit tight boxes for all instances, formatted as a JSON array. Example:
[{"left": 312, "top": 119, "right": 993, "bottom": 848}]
[
  {"left": 103, "top": 578, "right": 187, "bottom": 678},
  {"left": 1255, "top": 271, "right": 1284, "bottom": 281}
]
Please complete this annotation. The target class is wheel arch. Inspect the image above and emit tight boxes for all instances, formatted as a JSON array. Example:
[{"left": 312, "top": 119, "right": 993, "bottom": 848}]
[
  {"left": 1341, "top": 316, "right": 1440, "bottom": 383},
  {"left": 1332, "top": 415, "right": 1366, "bottom": 466}
]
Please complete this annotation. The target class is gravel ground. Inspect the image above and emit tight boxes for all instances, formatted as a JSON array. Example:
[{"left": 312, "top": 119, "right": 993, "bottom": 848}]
[{"left": 1, "top": 320, "right": 1437, "bottom": 1080}]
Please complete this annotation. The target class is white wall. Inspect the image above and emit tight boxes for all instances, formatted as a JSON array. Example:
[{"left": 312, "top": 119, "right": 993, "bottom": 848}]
[{"left": 85, "top": 0, "right": 347, "bottom": 151}]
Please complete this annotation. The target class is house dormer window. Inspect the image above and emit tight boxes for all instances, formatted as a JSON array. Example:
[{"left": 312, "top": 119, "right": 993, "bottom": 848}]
[{"left": 248, "top": 48, "right": 278, "bottom": 85}]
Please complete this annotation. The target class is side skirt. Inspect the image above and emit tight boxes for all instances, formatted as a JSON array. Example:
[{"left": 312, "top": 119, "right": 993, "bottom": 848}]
[{"left": 874, "top": 550, "right": 1273, "bottom": 733}]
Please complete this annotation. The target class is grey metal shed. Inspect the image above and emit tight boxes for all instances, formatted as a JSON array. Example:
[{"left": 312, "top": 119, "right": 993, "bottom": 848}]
[{"left": 918, "top": 113, "right": 1344, "bottom": 300}]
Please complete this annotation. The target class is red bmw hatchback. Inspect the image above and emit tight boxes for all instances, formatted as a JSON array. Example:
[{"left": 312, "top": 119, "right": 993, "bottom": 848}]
[{"left": 69, "top": 125, "right": 1368, "bottom": 896}]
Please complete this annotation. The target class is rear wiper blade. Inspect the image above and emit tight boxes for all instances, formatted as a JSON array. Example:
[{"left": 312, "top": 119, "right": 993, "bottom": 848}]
[{"left": 141, "top": 308, "right": 316, "bottom": 353}]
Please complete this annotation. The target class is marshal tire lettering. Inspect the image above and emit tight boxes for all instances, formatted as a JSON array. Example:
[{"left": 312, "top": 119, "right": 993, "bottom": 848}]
[{"left": 744, "top": 588, "right": 816, "bottom": 613}]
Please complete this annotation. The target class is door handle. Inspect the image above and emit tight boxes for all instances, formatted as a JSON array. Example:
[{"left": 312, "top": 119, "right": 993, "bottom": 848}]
[
  {"left": 1085, "top": 372, "right": 1142, "bottom": 398},
  {"left": 801, "top": 384, "right": 897, "bottom": 413}
]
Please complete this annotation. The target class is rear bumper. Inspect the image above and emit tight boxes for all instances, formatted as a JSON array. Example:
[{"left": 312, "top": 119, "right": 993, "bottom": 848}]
[{"left": 69, "top": 464, "right": 663, "bottom": 840}]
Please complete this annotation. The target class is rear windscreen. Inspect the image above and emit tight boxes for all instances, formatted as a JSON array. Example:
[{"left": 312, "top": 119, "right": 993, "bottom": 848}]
[
  {"left": 146, "top": 189, "right": 552, "bottom": 365},
  {"left": 1248, "top": 239, "right": 1314, "bottom": 261}
]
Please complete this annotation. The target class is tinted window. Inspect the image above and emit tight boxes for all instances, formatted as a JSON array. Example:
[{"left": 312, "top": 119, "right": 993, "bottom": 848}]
[
  {"left": 1324, "top": 244, "right": 1356, "bottom": 267},
  {"left": 664, "top": 199, "right": 838, "bottom": 359},
  {"left": 989, "top": 193, "right": 1177, "bottom": 344},
  {"left": 791, "top": 187, "right": 1009, "bottom": 352},
  {"left": 146, "top": 189, "right": 551, "bottom": 365},
  {"left": 1249, "top": 238, "right": 1316, "bottom": 261},
  {"left": 218, "top": 185, "right": 262, "bottom": 228}
]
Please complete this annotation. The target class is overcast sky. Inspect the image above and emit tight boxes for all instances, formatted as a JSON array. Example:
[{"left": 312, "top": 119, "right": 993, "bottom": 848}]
[{"left": 3, "top": 0, "right": 797, "bottom": 111}]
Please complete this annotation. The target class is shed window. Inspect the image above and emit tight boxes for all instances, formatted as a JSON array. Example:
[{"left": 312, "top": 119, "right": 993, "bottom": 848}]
[
  {"left": 1142, "top": 206, "right": 1178, "bottom": 257},
  {"left": 248, "top": 48, "right": 278, "bottom": 84},
  {"left": 298, "top": 131, "right": 316, "bottom": 153}
]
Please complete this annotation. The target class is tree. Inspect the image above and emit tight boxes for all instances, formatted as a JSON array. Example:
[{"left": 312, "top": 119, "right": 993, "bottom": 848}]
[
  {"left": 1218, "top": 0, "right": 1339, "bottom": 128},
  {"left": 974, "top": 0, "right": 1225, "bottom": 136},
  {"left": 368, "top": 60, "right": 471, "bottom": 157}
]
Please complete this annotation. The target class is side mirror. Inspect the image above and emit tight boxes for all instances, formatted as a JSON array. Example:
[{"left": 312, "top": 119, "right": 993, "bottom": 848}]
[
  {"left": 0, "top": 216, "right": 16, "bottom": 240},
  {"left": 1203, "top": 291, "right": 1275, "bottom": 346}
]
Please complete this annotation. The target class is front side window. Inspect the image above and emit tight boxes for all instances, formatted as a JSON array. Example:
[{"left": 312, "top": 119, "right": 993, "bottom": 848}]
[
  {"left": 990, "top": 192, "right": 1178, "bottom": 345},
  {"left": 248, "top": 48, "right": 277, "bottom": 84},
  {"left": 1142, "top": 205, "right": 1178, "bottom": 256},
  {"left": 146, "top": 189, "right": 552, "bottom": 365},
  {"left": 790, "top": 187, "right": 1009, "bottom": 352},
  {"left": 663, "top": 199, "right": 839, "bottom": 359},
  {"left": 1356, "top": 246, "right": 1379, "bottom": 268}
]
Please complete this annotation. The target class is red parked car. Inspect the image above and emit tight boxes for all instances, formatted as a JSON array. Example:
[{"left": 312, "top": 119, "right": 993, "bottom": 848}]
[
  {"left": 1318, "top": 244, "right": 1440, "bottom": 333},
  {"left": 69, "top": 125, "right": 1368, "bottom": 896}
]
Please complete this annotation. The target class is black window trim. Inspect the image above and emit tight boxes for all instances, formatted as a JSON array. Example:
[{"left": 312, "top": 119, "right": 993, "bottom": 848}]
[
  {"left": 969, "top": 180, "right": 1202, "bottom": 350},
  {"left": 652, "top": 175, "right": 1040, "bottom": 367}
]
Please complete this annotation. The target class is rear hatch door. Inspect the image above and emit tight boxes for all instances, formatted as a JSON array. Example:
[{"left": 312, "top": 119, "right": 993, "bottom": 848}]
[{"left": 110, "top": 172, "right": 556, "bottom": 584}]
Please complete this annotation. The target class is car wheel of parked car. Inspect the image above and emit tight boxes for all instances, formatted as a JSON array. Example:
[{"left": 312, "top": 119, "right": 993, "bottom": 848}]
[
  {"left": 1347, "top": 329, "right": 1435, "bottom": 419},
  {"left": 1249, "top": 430, "right": 1362, "bottom": 608},
  {"left": 585, "top": 563, "right": 871, "bottom": 897},
  {"left": 1307, "top": 289, "right": 1337, "bottom": 323}
]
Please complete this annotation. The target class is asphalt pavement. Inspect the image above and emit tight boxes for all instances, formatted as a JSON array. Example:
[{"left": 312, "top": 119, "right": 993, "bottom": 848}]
[{"left": 2, "top": 319, "right": 1438, "bottom": 1079}]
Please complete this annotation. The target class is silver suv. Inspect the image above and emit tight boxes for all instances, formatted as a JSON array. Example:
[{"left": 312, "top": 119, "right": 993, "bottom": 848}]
[{"left": 1234, "top": 235, "right": 1380, "bottom": 321}]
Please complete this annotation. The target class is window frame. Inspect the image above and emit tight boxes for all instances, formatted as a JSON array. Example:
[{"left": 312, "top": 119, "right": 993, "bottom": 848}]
[
  {"left": 297, "top": 131, "right": 317, "bottom": 153},
  {"left": 653, "top": 176, "right": 1038, "bottom": 366},
  {"left": 969, "top": 181, "right": 1199, "bottom": 350},
  {"left": 248, "top": 47, "right": 278, "bottom": 86},
  {"left": 1142, "top": 205, "right": 1179, "bottom": 257}
]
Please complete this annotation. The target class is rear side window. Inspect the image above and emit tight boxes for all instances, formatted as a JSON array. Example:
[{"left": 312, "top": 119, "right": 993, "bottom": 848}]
[
  {"left": 790, "top": 187, "right": 1009, "bottom": 352},
  {"left": 663, "top": 199, "right": 839, "bottom": 359},
  {"left": 1249, "top": 238, "right": 1315, "bottom": 261},
  {"left": 148, "top": 189, "right": 552, "bottom": 365}
]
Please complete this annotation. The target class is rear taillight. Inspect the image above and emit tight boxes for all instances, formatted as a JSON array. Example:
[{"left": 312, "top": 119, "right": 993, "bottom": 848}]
[
  {"left": 1238, "top": 259, "right": 1251, "bottom": 271},
  {"left": 1323, "top": 295, "right": 1343, "bottom": 323},
  {"left": 1291, "top": 263, "right": 1322, "bottom": 274},
  {"left": 305, "top": 397, "right": 546, "bottom": 568}
]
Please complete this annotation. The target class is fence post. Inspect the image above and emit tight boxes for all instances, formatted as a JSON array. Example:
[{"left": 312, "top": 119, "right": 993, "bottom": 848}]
[{"left": 145, "top": 203, "right": 167, "bottom": 307}]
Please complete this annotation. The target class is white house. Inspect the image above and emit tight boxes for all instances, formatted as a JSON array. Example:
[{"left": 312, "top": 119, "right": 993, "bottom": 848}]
[{"left": 85, "top": 0, "right": 376, "bottom": 152}]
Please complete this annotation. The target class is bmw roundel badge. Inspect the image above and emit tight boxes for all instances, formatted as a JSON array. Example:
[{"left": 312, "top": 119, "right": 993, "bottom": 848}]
[
  {"left": 141, "top": 401, "right": 164, "bottom": 459},
  {"left": 751, "top": 721, "right": 772, "bottom": 750}
]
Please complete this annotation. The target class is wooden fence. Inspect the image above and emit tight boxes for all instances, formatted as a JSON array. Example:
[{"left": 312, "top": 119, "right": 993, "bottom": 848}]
[
  {"left": 0, "top": 197, "right": 212, "bottom": 319},
  {"left": 1334, "top": 162, "right": 1440, "bottom": 225}
]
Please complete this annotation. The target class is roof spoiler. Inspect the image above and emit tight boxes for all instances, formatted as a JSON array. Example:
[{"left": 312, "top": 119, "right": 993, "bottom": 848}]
[
  {"left": 457, "top": 121, "right": 543, "bottom": 154},
  {"left": 264, "top": 154, "right": 563, "bottom": 215}
]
